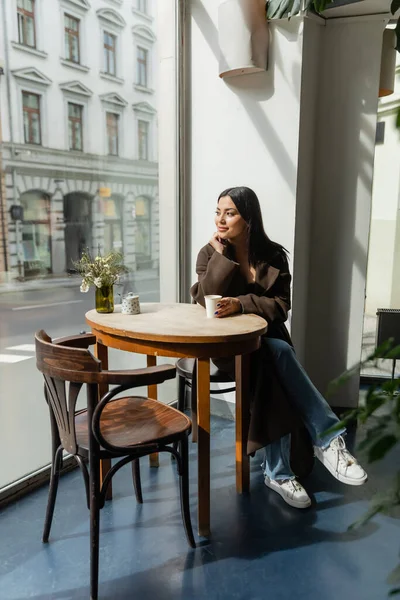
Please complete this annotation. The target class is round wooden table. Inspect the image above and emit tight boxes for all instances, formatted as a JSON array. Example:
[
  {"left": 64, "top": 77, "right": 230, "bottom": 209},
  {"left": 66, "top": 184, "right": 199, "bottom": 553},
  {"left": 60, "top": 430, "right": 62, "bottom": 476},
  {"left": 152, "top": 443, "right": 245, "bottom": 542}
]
[{"left": 86, "top": 303, "right": 267, "bottom": 537}]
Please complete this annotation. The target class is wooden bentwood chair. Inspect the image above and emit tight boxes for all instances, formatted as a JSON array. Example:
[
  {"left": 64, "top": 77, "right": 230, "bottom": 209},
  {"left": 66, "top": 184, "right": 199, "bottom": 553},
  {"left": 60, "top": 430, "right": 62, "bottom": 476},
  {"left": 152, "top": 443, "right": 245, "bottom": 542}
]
[{"left": 35, "top": 331, "right": 195, "bottom": 600}]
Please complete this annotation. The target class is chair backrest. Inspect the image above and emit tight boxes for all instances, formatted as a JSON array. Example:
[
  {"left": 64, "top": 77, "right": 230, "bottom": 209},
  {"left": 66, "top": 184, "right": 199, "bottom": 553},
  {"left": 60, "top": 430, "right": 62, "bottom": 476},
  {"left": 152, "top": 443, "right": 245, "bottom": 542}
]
[{"left": 35, "top": 330, "right": 101, "bottom": 455}]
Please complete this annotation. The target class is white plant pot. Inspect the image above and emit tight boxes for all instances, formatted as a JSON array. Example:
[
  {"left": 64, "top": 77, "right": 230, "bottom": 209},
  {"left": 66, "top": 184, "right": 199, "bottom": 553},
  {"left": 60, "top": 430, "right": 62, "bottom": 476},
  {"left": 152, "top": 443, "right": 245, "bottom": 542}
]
[{"left": 218, "top": 0, "right": 269, "bottom": 79}]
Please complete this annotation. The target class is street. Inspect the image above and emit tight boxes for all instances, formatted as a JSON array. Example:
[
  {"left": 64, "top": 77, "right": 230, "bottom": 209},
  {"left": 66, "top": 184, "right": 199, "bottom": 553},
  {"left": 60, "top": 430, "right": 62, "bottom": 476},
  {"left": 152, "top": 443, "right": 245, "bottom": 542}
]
[{"left": 0, "top": 276, "right": 177, "bottom": 491}]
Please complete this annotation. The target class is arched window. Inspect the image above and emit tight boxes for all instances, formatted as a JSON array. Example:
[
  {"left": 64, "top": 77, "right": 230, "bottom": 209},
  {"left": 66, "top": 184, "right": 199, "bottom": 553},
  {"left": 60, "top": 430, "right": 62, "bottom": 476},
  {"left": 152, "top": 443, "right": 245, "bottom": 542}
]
[
  {"left": 20, "top": 190, "right": 51, "bottom": 276},
  {"left": 135, "top": 196, "right": 151, "bottom": 268},
  {"left": 103, "top": 195, "right": 123, "bottom": 253}
]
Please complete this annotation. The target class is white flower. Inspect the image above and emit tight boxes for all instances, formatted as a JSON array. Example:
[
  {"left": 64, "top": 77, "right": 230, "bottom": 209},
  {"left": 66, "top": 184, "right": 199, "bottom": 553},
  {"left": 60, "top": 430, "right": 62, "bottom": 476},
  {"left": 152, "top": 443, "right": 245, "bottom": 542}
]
[
  {"left": 80, "top": 280, "right": 90, "bottom": 293},
  {"left": 94, "top": 277, "right": 103, "bottom": 288}
]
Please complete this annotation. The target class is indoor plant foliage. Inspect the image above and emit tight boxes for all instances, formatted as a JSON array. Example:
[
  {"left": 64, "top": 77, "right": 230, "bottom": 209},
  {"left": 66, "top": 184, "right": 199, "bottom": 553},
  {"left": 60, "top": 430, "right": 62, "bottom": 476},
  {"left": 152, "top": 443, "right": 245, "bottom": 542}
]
[
  {"left": 73, "top": 249, "right": 129, "bottom": 313},
  {"left": 327, "top": 340, "right": 400, "bottom": 596}
]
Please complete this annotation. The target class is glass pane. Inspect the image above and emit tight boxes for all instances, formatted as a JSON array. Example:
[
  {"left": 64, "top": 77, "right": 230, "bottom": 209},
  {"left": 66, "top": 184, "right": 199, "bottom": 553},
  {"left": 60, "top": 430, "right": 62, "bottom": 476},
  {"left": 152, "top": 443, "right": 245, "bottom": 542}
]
[
  {"left": 23, "top": 110, "right": 30, "bottom": 142},
  {"left": 26, "top": 16, "right": 35, "bottom": 46},
  {"left": 71, "top": 35, "right": 79, "bottom": 62},
  {"left": 0, "top": 0, "right": 168, "bottom": 500},
  {"left": 31, "top": 113, "right": 40, "bottom": 144},
  {"left": 73, "top": 122, "right": 82, "bottom": 150},
  {"left": 23, "top": 93, "right": 39, "bottom": 109}
]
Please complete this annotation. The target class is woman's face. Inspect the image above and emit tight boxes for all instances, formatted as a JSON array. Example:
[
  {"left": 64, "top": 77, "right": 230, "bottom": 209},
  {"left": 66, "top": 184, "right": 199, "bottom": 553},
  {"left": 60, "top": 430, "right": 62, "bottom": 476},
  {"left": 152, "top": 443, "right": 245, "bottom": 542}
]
[{"left": 215, "top": 195, "right": 248, "bottom": 241}]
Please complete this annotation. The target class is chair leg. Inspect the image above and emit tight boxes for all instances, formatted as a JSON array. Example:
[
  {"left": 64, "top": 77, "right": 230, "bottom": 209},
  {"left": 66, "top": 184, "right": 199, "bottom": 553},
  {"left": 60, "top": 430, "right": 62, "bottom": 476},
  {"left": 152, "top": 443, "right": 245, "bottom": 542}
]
[
  {"left": 191, "top": 363, "right": 198, "bottom": 444},
  {"left": 132, "top": 458, "right": 143, "bottom": 504},
  {"left": 177, "top": 374, "right": 186, "bottom": 412},
  {"left": 173, "top": 375, "right": 187, "bottom": 452},
  {"left": 90, "top": 459, "right": 101, "bottom": 600},
  {"left": 42, "top": 445, "right": 63, "bottom": 543},
  {"left": 179, "top": 433, "right": 195, "bottom": 548}
]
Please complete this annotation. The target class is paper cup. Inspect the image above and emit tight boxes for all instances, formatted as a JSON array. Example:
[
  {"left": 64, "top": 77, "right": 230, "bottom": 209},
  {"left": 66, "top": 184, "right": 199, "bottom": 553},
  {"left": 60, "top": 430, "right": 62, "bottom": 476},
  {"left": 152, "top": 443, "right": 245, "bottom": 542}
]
[{"left": 204, "top": 295, "right": 222, "bottom": 318}]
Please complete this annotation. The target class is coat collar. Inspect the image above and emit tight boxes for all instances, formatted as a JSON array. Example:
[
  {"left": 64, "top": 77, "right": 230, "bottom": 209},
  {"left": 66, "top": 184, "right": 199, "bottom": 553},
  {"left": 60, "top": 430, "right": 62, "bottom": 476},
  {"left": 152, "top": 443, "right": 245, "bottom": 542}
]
[{"left": 256, "top": 261, "right": 280, "bottom": 291}]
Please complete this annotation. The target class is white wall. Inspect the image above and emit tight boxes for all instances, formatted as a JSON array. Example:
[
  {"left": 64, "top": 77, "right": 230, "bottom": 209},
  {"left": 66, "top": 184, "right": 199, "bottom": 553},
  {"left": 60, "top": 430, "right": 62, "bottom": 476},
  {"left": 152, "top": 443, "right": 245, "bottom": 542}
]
[
  {"left": 189, "top": 1, "right": 305, "bottom": 288},
  {"left": 188, "top": 1, "right": 387, "bottom": 408},
  {"left": 304, "top": 17, "right": 386, "bottom": 406}
]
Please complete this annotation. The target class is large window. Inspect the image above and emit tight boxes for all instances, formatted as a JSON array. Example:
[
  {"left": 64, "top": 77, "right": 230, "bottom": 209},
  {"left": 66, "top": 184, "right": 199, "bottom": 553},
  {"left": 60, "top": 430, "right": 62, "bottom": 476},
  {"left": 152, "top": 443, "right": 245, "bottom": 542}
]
[
  {"left": 104, "top": 31, "right": 116, "bottom": 75},
  {"left": 17, "top": 0, "right": 36, "bottom": 47},
  {"left": 68, "top": 103, "right": 83, "bottom": 151},
  {"left": 138, "top": 119, "right": 149, "bottom": 160},
  {"left": 64, "top": 14, "right": 80, "bottom": 63},
  {"left": 0, "top": 0, "right": 174, "bottom": 508},
  {"left": 137, "top": 47, "right": 148, "bottom": 87},
  {"left": 23, "top": 92, "right": 41, "bottom": 145}
]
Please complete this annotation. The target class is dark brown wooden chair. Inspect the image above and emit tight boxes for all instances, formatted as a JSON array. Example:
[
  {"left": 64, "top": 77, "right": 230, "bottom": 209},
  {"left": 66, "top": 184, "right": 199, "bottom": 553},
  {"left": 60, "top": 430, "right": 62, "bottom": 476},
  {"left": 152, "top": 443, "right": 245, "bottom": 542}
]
[
  {"left": 175, "top": 358, "right": 235, "bottom": 443},
  {"left": 35, "top": 330, "right": 195, "bottom": 600}
]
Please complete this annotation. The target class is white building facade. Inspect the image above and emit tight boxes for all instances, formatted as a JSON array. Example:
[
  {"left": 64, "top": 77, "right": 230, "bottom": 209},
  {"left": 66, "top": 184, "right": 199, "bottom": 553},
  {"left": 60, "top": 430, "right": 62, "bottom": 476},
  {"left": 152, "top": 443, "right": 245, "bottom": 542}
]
[{"left": 0, "top": 0, "right": 159, "bottom": 280}]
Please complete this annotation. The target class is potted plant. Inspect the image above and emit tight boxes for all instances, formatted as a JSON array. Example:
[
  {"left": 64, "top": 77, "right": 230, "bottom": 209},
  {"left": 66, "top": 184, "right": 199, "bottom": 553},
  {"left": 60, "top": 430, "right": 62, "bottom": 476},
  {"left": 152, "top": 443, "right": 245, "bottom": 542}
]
[
  {"left": 327, "top": 339, "right": 400, "bottom": 595},
  {"left": 73, "top": 249, "right": 129, "bottom": 314}
]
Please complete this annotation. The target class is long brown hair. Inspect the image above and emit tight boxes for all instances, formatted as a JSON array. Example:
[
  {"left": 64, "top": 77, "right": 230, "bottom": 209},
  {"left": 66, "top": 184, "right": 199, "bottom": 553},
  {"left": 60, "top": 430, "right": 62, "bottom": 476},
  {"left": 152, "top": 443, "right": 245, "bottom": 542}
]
[{"left": 218, "top": 186, "right": 288, "bottom": 266}]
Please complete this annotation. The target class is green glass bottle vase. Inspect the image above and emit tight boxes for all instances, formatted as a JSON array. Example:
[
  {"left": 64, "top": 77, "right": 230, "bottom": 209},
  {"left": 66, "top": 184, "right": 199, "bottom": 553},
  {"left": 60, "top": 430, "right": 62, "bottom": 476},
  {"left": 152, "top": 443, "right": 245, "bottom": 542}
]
[{"left": 95, "top": 285, "right": 114, "bottom": 313}]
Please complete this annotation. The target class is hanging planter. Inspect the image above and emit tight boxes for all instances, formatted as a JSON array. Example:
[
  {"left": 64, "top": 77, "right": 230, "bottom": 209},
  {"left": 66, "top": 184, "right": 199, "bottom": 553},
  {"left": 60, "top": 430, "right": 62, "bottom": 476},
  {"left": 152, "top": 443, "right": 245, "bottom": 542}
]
[{"left": 218, "top": 0, "right": 269, "bottom": 78}]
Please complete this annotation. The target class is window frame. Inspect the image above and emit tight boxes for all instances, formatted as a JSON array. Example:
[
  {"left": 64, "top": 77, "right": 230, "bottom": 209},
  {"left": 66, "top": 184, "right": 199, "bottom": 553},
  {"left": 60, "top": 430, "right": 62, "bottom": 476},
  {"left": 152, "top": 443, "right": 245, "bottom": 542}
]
[
  {"left": 68, "top": 102, "right": 84, "bottom": 151},
  {"left": 64, "top": 13, "right": 80, "bottom": 64},
  {"left": 136, "top": 46, "right": 149, "bottom": 88},
  {"left": 137, "top": 118, "right": 150, "bottom": 161},
  {"left": 17, "top": 0, "right": 36, "bottom": 48},
  {"left": 106, "top": 111, "right": 120, "bottom": 156},
  {"left": 22, "top": 91, "right": 42, "bottom": 145},
  {"left": 103, "top": 30, "right": 117, "bottom": 76}
]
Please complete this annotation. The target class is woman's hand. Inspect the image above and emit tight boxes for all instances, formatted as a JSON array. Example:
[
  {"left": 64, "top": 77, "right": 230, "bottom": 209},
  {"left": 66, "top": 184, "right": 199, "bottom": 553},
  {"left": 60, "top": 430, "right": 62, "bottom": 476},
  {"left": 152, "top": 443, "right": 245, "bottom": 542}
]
[
  {"left": 215, "top": 297, "right": 242, "bottom": 318},
  {"left": 209, "top": 232, "right": 226, "bottom": 255}
]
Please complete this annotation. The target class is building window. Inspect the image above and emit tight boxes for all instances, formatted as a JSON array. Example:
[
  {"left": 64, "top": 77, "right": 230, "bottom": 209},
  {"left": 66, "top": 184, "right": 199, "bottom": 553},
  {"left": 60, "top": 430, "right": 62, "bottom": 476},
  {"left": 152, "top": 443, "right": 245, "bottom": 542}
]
[
  {"left": 23, "top": 92, "right": 41, "bottom": 145},
  {"left": 20, "top": 191, "right": 52, "bottom": 276},
  {"left": 106, "top": 112, "right": 119, "bottom": 156},
  {"left": 138, "top": 120, "right": 149, "bottom": 160},
  {"left": 135, "top": 196, "right": 151, "bottom": 267},
  {"left": 68, "top": 103, "right": 83, "bottom": 151},
  {"left": 137, "top": 0, "right": 148, "bottom": 13},
  {"left": 104, "top": 31, "right": 117, "bottom": 75},
  {"left": 104, "top": 197, "right": 123, "bottom": 253},
  {"left": 17, "top": 0, "right": 36, "bottom": 48},
  {"left": 375, "top": 121, "right": 386, "bottom": 145},
  {"left": 137, "top": 47, "right": 148, "bottom": 87},
  {"left": 64, "top": 14, "right": 80, "bottom": 63}
]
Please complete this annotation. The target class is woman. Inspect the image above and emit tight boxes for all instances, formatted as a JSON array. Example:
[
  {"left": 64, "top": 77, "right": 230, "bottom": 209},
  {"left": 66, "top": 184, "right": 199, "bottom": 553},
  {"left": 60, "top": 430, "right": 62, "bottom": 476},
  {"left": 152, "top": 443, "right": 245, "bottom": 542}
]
[{"left": 191, "top": 186, "right": 367, "bottom": 509}]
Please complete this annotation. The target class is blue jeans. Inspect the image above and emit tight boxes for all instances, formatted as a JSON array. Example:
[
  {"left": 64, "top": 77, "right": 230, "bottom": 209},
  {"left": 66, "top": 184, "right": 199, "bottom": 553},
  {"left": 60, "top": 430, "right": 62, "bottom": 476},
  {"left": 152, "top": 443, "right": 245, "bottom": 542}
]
[{"left": 261, "top": 338, "right": 345, "bottom": 481}]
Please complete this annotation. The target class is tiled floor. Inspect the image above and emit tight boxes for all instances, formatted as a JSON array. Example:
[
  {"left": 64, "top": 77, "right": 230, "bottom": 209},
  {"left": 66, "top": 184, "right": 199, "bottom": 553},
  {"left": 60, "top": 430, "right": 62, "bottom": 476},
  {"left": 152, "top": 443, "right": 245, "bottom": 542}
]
[{"left": 0, "top": 416, "right": 399, "bottom": 600}]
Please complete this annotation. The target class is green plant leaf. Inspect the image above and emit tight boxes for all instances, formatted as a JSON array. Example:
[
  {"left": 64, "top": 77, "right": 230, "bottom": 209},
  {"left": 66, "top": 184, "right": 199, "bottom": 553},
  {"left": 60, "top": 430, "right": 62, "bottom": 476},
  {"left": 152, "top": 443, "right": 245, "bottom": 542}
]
[
  {"left": 396, "top": 107, "right": 400, "bottom": 129},
  {"left": 388, "top": 563, "right": 400, "bottom": 585},
  {"left": 389, "top": 588, "right": 400, "bottom": 596},
  {"left": 391, "top": 0, "right": 400, "bottom": 15},
  {"left": 367, "top": 435, "right": 398, "bottom": 462}
]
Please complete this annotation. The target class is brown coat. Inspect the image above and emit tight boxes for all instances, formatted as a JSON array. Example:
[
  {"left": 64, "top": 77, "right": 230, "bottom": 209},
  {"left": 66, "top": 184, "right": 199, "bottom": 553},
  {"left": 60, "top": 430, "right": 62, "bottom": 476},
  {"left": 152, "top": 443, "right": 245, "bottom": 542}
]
[{"left": 190, "top": 244, "right": 314, "bottom": 477}]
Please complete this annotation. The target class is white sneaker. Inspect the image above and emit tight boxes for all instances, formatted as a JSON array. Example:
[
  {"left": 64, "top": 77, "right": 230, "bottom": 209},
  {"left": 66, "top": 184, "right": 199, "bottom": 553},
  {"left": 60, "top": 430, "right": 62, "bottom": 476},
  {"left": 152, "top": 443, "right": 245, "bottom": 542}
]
[
  {"left": 264, "top": 475, "right": 311, "bottom": 509},
  {"left": 314, "top": 435, "right": 367, "bottom": 486}
]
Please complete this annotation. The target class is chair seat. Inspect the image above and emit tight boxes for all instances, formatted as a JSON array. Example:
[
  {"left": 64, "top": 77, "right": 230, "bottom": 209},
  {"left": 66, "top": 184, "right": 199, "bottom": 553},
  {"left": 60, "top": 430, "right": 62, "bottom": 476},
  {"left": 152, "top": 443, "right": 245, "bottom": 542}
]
[
  {"left": 75, "top": 396, "right": 191, "bottom": 451},
  {"left": 176, "top": 357, "right": 234, "bottom": 383}
]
